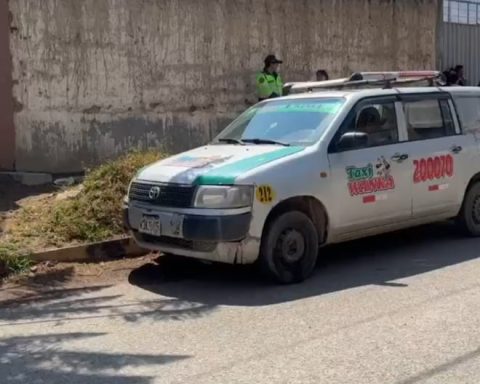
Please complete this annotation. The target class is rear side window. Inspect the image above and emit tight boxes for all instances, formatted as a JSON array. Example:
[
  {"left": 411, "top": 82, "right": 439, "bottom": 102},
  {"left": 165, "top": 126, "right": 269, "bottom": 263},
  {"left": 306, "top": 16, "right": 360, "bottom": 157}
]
[
  {"left": 455, "top": 97, "right": 480, "bottom": 133},
  {"left": 404, "top": 99, "right": 456, "bottom": 141}
]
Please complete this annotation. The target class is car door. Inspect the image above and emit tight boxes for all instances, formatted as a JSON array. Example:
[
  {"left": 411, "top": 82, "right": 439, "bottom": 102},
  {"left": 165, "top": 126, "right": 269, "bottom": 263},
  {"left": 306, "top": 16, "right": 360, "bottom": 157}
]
[
  {"left": 327, "top": 96, "right": 413, "bottom": 234},
  {"left": 399, "top": 94, "right": 471, "bottom": 217}
]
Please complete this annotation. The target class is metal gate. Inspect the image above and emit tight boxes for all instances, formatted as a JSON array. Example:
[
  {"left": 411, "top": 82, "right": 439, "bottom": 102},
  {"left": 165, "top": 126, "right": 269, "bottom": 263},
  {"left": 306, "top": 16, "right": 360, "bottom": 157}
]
[{"left": 439, "top": 0, "right": 480, "bottom": 86}]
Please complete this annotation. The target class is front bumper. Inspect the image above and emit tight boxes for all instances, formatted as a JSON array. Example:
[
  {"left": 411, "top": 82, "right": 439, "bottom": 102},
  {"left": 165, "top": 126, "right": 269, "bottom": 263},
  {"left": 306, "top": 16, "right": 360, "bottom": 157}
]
[{"left": 124, "top": 203, "right": 260, "bottom": 264}]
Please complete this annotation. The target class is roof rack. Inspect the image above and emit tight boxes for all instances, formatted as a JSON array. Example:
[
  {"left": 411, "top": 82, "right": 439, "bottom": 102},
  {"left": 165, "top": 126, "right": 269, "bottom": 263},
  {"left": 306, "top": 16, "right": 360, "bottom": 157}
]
[{"left": 283, "top": 71, "right": 445, "bottom": 95}]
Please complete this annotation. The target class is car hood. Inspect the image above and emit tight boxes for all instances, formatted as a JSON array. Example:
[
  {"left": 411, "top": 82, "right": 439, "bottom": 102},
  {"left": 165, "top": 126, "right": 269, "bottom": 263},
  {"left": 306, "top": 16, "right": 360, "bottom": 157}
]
[{"left": 136, "top": 144, "right": 304, "bottom": 185}]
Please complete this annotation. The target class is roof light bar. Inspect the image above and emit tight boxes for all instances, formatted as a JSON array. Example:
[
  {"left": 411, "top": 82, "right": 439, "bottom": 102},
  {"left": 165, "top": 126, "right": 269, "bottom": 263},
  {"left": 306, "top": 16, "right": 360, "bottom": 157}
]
[{"left": 284, "top": 70, "right": 443, "bottom": 95}]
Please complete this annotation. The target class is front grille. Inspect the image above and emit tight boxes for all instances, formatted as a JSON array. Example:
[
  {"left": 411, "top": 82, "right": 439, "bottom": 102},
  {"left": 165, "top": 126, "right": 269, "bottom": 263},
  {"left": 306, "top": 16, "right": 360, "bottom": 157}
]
[{"left": 129, "top": 182, "right": 195, "bottom": 208}]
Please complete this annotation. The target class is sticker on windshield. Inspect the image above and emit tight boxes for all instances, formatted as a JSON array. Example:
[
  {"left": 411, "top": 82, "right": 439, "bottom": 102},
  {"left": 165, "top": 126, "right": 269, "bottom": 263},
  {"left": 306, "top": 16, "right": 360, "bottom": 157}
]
[
  {"left": 346, "top": 157, "right": 395, "bottom": 197},
  {"left": 259, "top": 102, "right": 342, "bottom": 115},
  {"left": 256, "top": 185, "right": 275, "bottom": 204}
]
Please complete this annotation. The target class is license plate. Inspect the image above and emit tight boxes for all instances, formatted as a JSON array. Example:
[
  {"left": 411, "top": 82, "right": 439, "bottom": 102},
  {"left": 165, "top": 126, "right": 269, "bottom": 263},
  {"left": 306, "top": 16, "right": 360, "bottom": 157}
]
[{"left": 139, "top": 215, "right": 162, "bottom": 236}]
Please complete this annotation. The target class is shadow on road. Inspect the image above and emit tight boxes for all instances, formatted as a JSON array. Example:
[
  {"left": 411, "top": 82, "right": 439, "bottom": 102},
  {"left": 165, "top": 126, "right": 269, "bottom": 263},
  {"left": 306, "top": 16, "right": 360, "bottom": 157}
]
[
  {"left": 0, "top": 332, "right": 189, "bottom": 384},
  {"left": 0, "top": 285, "right": 215, "bottom": 325},
  {"left": 128, "top": 222, "right": 480, "bottom": 306},
  {"left": 0, "top": 263, "right": 215, "bottom": 325},
  {"left": 0, "top": 266, "right": 77, "bottom": 293},
  {"left": 396, "top": 346, "right": 480, "bottom": 384}
]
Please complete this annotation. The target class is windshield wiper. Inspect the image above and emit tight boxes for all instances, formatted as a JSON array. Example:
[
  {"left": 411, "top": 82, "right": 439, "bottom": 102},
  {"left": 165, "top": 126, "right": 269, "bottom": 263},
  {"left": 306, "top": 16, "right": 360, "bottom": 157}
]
[
  {"left": 217, "top": 138, "right": 245, "bottom": 145},
  {"left": 242, "top": 138, "right": 290, "bottom": 147}
]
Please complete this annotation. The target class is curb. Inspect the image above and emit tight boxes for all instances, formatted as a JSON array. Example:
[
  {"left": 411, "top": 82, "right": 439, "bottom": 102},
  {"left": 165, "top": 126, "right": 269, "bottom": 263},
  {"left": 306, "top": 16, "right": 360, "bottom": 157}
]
[
  {"left": 0, "top": 172, "right": 52, "bottom": 186},
  {"left": 31, "top": 237, "right": 148, "bottom": 263}
]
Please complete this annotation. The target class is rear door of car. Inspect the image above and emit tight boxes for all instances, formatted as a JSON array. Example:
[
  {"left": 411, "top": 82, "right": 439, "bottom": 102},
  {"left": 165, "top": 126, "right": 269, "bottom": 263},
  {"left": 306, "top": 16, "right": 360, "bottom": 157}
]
[{"left": 399, "top": 93, "right": 471, "bottom": 218}]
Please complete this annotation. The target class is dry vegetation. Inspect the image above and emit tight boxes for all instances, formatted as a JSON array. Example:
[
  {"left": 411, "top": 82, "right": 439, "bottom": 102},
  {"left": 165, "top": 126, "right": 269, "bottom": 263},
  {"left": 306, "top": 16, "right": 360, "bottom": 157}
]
[{"left": 0, "top": 151, "right": 168, "bottom": 277}]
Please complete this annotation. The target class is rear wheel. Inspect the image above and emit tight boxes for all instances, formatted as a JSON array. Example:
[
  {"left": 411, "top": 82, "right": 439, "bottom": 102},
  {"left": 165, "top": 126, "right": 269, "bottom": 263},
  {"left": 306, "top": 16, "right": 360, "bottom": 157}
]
[
  {"left": 260, "top": 211, "right": 319, "bottom": 284},
  {"left": 457, "top": 182, "right": 480, "bottom": 237}
]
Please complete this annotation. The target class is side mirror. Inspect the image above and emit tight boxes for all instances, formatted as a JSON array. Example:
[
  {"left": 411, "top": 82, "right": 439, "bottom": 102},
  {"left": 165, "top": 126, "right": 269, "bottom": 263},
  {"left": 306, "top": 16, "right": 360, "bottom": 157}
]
[{"left": 336, "top": 131, "right": 368, "bottom": 151}]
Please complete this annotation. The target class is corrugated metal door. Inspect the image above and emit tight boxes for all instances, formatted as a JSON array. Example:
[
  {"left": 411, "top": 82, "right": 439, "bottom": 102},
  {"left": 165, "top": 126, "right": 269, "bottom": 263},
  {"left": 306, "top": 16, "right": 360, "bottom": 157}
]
[{"left": 439, "top": 0, "right": 480, "bottom": 86}]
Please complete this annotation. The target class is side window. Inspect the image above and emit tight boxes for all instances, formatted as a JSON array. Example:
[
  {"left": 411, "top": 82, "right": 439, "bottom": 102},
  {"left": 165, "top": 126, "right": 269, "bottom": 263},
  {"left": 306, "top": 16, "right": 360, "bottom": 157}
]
[
  {"left": 455, "top": 97, "right": 480, "bottom": 133},
  {"left": 334, "top": 100, "right": 398, "bottom": 151},
  {"left": 404, "top": 99, "right": 455, "bottom": 141}
]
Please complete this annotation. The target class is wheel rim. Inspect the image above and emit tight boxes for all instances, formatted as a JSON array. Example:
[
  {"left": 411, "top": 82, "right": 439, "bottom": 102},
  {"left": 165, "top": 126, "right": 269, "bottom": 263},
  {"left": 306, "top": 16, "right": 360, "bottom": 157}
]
[
  {"left": 473, "top": 195, "right": 480, "bottom": 225},
  {"left": 276, "top": 229, "right": 305, "bottom": 264}
]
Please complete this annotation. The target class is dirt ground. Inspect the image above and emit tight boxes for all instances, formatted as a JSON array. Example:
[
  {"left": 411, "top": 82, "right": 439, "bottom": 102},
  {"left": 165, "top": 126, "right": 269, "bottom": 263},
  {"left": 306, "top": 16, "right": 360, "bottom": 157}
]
[
  {"left": 0, "top": 253, "right": 159, "bottom": 304},
  {"left": 0, "top": 175, "right": 151, "bottom": 299},
  {"left": 0, "top": 175, "right": 87, "bottom": 251},
  {"left": 0, "top": 176, "right": 54, "bottom": 212},
  {"left": 0, "top": 175, "right": 56, "bottom": 238}
]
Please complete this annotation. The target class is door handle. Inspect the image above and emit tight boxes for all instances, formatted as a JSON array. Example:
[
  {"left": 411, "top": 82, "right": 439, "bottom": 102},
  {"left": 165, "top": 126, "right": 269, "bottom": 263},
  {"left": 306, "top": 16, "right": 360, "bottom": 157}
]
[
  {"left": 391, "top": 153, "right": 409, "bottom": 162},
  {"left": 451, "top": 145, "right": 463, "bottom": 154}
]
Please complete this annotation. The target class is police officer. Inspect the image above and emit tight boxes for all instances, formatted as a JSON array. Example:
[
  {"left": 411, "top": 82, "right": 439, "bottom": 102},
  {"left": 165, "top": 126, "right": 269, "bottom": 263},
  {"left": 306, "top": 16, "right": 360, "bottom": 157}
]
[{"left": 256, "top": 54, "right": 283, "bottom": 101}]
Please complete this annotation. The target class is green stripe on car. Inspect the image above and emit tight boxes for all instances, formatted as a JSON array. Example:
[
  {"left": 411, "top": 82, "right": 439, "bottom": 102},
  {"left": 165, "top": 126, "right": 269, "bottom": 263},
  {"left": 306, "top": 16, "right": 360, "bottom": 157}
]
[{"left": 194, "top": 146, "right": 304, "bottom": 185}]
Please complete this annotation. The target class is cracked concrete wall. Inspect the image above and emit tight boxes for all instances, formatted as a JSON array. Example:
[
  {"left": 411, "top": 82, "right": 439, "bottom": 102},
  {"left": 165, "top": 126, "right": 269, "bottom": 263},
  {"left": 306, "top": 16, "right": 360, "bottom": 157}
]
[{"left": 8, "top": 0, "right": 439, "bottom": 173}]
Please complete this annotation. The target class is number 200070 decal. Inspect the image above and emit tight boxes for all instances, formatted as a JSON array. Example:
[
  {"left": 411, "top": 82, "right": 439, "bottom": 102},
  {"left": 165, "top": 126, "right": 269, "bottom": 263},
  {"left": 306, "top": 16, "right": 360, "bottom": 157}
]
[{"left": 413, "top": 155, "right": 454, "bottom": 184}]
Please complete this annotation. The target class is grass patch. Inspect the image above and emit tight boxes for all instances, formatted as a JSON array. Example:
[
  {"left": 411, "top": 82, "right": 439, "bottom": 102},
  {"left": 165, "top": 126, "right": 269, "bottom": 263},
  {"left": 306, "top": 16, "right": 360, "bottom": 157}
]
[
  {"left": 46, "top": 150, "right": 167, "bottom": 244},
  {"left": 2, "top": 150, "right": 168, "bottom": 252},
  {"left": 0, "top": 243, "right": 32, "bottom": 278}
]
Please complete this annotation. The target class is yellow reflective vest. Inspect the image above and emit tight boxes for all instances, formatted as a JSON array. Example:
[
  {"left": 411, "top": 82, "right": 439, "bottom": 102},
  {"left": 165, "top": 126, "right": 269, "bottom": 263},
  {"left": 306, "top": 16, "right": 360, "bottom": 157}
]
[{"left": 256, "top": 71, "right": 283, "bottom": 100}]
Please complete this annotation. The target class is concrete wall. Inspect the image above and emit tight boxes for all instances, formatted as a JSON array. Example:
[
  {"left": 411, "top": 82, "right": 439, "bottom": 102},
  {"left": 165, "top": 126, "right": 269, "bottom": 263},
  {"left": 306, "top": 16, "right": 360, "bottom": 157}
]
[
  {"left": 8, "top": 0, "right": 439, "bottom": 173},
  {"left": 0, "top": 0, "right": 15, "bottom": 170}
]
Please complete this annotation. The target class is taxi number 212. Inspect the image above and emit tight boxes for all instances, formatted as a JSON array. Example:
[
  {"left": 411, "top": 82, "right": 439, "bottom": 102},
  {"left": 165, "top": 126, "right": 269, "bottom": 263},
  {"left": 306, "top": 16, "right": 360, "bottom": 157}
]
[{"left": 413, "top": 155, "right": 454, "bottom": 184}]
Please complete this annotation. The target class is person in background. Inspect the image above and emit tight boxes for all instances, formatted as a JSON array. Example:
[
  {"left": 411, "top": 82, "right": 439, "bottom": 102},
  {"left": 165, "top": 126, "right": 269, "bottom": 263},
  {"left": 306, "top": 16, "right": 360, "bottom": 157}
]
[
  {"left": 316, "top": 69, "right": 329, "bottom": 82},
  {"left": 443, "top": 67, "right": 458, "bottom": 86},
  {"left": 350, "top": 72, "right": 364, "bottom": 81},
  {"left": 256, "top": 54, "right": 284, "bottom": 102},
  {"left": 455, "top": 65, "right": 466, "bottom": 86},
  {"left": 443, "top": 65, "right": 466, "bottom": 86}
]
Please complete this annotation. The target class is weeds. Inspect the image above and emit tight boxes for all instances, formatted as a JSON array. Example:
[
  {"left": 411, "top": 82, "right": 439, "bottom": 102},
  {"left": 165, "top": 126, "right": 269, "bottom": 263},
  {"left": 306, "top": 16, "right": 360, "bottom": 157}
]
[
  {"left": 1, "top": 150, "right": 168, "bottom": 253},
  {"left": 0, "top": 243, "right": 32, "bottom": 278},
  {"left": 48, "top": 150, "right": 167, "bottom": 243}
]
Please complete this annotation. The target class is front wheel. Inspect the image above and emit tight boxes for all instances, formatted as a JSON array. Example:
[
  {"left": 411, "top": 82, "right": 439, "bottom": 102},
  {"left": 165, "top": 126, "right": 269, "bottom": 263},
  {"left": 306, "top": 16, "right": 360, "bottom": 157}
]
[
  {"left": 457, "top": 182, "right": 480, "bottom": 237},
  {"left": 259, "top": 211, "right": 319, "bottom": 284}
]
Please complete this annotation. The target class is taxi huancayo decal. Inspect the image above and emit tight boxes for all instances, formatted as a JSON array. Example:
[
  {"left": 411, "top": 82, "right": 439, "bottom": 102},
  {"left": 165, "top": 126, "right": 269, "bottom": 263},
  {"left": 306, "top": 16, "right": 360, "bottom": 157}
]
[{"left": 346, "top": 157, "right": 395, "bottom": 203}]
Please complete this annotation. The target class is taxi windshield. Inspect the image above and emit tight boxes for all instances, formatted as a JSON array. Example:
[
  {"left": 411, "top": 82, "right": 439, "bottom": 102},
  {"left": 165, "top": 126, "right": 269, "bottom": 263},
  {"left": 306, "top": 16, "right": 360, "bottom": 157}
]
[{"left": 214, "top": 98, "right": 345, "bottom": 147}]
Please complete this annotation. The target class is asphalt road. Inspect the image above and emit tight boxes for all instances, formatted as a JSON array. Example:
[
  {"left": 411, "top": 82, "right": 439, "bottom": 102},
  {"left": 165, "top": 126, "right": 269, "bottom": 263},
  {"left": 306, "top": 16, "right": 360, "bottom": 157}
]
[{"left": 1, "top": 223, "right": 480, "bottom": 384}]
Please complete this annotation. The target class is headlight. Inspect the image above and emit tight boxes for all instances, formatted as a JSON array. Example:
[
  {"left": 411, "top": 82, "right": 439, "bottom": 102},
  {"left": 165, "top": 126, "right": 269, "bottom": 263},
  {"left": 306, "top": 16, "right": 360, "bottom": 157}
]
[
  {"left": 125, "top": 179, "right": 135, "bottom": 202},
  {"left": 194, "top": 186, "right": 253, "bottom": 209}
]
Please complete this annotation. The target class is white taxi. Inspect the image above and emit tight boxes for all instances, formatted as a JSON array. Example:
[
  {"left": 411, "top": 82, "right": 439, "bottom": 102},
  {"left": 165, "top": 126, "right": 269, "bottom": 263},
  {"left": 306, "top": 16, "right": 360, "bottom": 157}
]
[{"left": 124, "top": 71, "right": 480, "bottom": 283}]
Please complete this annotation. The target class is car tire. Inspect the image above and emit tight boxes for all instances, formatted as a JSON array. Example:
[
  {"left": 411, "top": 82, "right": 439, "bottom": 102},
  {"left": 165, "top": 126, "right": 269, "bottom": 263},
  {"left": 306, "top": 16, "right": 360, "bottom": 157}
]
[
  {"left": 260, "top": 211, "right": 319, "bottom": 284},
  {"left": 458, "top": 182, "right": 480, "bottom": 237}
]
